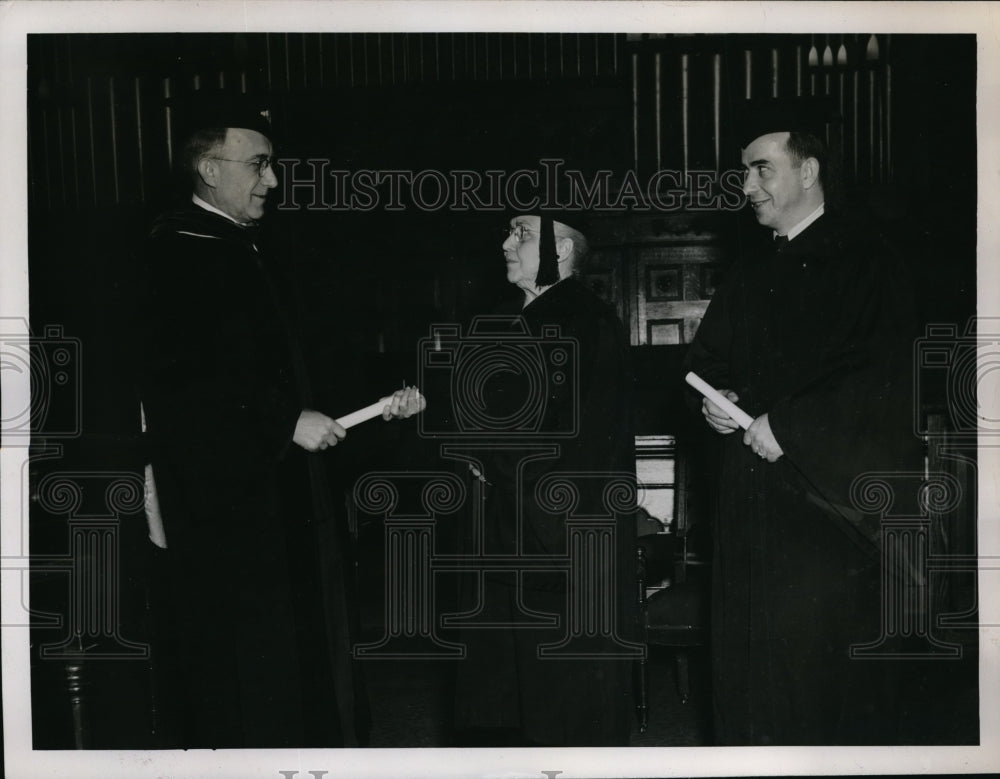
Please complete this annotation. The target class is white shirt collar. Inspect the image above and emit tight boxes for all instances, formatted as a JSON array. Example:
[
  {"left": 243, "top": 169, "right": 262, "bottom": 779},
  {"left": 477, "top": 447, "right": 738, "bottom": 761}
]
[
  {"left": 776, "top": 202, "right": 825, "bottom": 242},
  {"left": 192, "top": 193, "right": 248, "bottom": 226}
]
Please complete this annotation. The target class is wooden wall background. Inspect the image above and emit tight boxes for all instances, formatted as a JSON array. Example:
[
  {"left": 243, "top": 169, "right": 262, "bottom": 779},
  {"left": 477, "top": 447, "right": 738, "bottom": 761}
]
[
  {"left": 28, "top": 33, "right": 974, "bottom": 350},
  {"left": 28, "top": 33, "right": 625, "bottom": 210},
  {"left": 27, "top": 32, "right": 897, "bottom": 210}
]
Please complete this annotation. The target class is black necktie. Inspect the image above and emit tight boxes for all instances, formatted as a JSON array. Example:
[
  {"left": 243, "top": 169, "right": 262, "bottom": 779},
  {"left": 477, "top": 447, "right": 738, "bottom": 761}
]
[{"left": 773, "top": 234, "right": 789, "bottom": 246}]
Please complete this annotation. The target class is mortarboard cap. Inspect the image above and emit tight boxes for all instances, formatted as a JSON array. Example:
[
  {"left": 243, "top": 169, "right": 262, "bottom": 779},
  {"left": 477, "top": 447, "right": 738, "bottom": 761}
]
[
  {"left": 736, "top": 96, "right": 840, "bottom": 149},
  {"left": 511, "top": 205, "right": 590, "bottom": 288},
  {"left": 169, "top": 89, "right": 274, "bottom": 146},
  {"left": 503, "top": 151, "right": 596, "bottom": 287}
]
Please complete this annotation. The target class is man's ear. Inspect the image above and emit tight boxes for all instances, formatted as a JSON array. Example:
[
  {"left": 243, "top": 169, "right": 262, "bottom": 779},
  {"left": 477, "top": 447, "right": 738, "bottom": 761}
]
[
  {"left": 800, "top": 156, "right": 820, "bottom": 190},
  {"left": 196, "top": 157, "right": 219, "bottom": 188}
]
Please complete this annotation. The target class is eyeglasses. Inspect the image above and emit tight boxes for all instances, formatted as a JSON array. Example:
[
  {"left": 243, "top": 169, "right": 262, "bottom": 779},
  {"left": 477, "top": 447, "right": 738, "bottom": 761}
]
[
  {"left": 209, "top": 155, "right": 275, "bottom": 177},
  {"left": 505, "top": 224, "right": 537, "bottom": 243}
]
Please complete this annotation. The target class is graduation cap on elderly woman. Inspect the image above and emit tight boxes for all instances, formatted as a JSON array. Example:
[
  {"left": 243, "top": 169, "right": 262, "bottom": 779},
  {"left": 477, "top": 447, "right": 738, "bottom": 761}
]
[
  {"left": 502, "top": 145, "right": 598, "bottom": 286},
  {"left": 525, "top": 206, "right": 590, "bottom": 287}
]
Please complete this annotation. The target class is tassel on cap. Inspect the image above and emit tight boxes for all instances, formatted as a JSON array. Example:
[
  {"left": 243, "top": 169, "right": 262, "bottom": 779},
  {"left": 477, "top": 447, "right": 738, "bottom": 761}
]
[
  {"left": 536, "top": 215, "right": 560, "bottom": 287},
  {"left": 510, "top": 208, "right": 587, "bottom": 289}
]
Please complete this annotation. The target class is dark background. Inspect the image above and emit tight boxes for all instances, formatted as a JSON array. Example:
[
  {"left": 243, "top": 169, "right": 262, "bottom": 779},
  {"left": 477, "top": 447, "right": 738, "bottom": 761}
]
[{"left": 21, "top": 32, "right": 978, "bottom": 749}]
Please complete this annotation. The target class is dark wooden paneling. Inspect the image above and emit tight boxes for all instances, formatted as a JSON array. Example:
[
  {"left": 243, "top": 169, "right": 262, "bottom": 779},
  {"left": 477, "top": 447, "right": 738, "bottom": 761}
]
[
  {"left": 686, "top": 50, "right": 717, "bottom": 172},
  {"left": 88, "top": 75, "right": 117, "bottom": 205},
  {"left": 632, "top": 49, "right": 658, "bottom": 178},
  {"left": 110, "top": 76, "right": 142, "bottom": 205},
  {"left": 28, "top": 32, "right": 628, "bottom": 209},
  {"left": 632, "top": 33, "right": 897, "bottom": 191}
]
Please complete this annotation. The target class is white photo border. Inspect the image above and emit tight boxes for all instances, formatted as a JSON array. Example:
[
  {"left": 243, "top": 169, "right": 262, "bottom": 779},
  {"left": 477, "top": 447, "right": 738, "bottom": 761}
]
[{"left": 2, "top": 2, "right": 997, "bottom": 777}]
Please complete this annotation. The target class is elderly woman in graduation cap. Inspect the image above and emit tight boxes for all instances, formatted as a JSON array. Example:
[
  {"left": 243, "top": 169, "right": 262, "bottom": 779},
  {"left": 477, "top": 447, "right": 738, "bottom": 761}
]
[{"left": 450, "top": 206, "right": 639, "bottom": 748}]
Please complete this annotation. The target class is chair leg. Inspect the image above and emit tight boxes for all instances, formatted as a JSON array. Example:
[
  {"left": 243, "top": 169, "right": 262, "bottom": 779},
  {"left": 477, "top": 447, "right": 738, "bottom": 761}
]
[
  {"left": 66, "top": 659, "right": 88, "bottom": 749},
  {"left": 675, "top": 651, "right": 691, "bottom": 704},
  {"left": 636, "top": 655, "right": 648, "bottom": 732}
]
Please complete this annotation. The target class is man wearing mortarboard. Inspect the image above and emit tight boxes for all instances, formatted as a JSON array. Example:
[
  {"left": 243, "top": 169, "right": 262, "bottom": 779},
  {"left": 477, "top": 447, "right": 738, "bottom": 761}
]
[
  {"left": 451, "top": 206, "right": 638, "bottom": 746},
  {"left": 684, "top": 98, "right": 921, "bottom": 744},
  {"left": 137, "top": 90, "right": 420, "bottom": 748}
]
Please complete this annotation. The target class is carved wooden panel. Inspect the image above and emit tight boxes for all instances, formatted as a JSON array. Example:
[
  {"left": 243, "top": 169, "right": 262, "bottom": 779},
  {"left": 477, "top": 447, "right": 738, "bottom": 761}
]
[
  {"left": 581, "top": 245, "right": 626, "bottom": 325},
  {"left": 633, "top": 243, "right": 726, "bottom": 345}
]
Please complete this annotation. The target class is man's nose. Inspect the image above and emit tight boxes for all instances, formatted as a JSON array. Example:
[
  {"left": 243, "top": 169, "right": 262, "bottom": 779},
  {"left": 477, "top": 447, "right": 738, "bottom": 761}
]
[
  {"left": 261, "top": 164, "right": 279, "bottom": 189},
  {"left": 502, "top": 233, "right": 517, "bottom": 251},
  {"left": 741, "top": 174, "right": 756, "bottom": 196}
]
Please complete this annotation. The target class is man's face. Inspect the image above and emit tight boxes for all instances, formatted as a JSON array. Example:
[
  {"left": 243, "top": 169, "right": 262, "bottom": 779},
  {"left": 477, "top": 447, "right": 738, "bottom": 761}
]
[
  {"left": 501, "top": 215, "right": 543, "bottom": 291},
  {"left": 740, "top": 131, "right": 808, "bottom": 234},
  {"left": 206, "top": 128, "right": 278, "bottom": 223}
]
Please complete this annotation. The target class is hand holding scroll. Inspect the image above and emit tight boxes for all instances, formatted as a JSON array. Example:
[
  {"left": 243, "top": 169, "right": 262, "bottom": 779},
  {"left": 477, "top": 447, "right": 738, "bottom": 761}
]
[
  {"left": 382, "top": 385, "right": 426, "bottom": 421},
  {"left": 702, "top": 389, "right": 743, "bottom": 434},
  {"left": 686, "top": 372, "right": 752, "bottom": 434},
  {"left": 743, "top": 413, "right": 784, "bottom": 462},
  {"left": 294, "top": 409, "right": 347, "bottom": 451},
  {"left": 686, "top": 372, "right": 782, "bottom": 462},
  {"left": 321, "top": 387, "right": 426, "bottom": 436}
]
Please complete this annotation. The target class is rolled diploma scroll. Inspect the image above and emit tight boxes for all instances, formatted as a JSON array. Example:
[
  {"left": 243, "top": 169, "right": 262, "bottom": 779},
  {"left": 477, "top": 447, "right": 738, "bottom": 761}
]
[
  {"left": 335, "top": 390, "right": 420, "bottom": 429},
  {"left": 684, "top": 372, "right": 755, "bottom": 430}
]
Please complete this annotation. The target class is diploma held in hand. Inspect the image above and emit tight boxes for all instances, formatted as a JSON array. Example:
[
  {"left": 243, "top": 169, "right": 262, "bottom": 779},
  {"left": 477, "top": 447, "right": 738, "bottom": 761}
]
[
  {"left": 335, "top": 396, "right": 395, "bottom": 429},
  {"left": 685, "top": 372, "right": 755, "bottom": 430}
]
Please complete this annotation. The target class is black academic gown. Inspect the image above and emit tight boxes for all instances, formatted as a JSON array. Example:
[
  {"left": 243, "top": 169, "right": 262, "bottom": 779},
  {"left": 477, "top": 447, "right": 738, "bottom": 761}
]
[
  {"left": 138, "top": 203, "right": 366, "bottom": 748},
  {"left": 452, "top": 277, "right": 638, "bottom": 747},
  {"left": 684, "top": 212, "right": 920, "bottom": 745}
]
